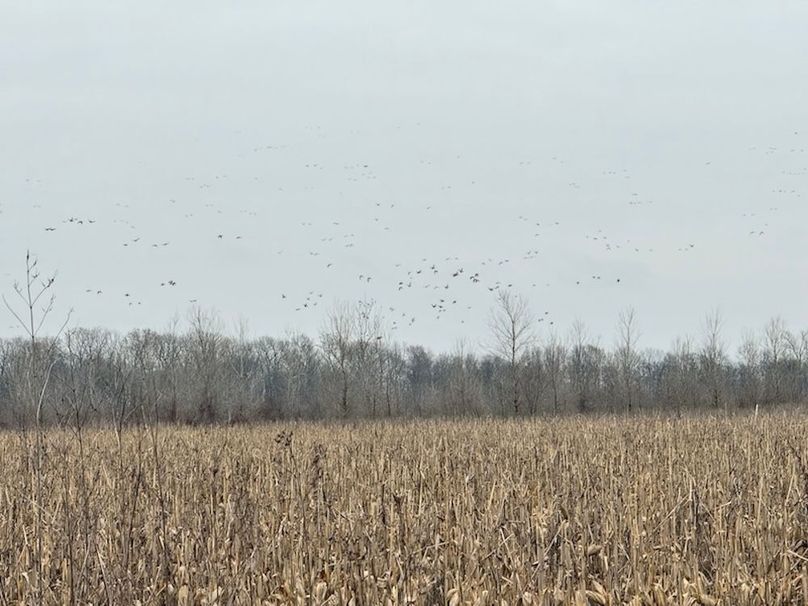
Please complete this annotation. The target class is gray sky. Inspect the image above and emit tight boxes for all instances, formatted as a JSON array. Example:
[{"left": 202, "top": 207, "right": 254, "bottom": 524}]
[{"left": 1, "top": 0, "right": 807, "bottom": 352}]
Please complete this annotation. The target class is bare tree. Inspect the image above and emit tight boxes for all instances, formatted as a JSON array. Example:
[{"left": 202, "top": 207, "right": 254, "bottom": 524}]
[
  {"left": 381, "top": 343, "right": 406, "bottom": 417},
  {"left": 154, "top": 321, "right": 182, "bottom": 424},
  {"left": 784, "top": 329, "right": 808, "bottom": 402},
  {"left": 668, "top": 336, "right": 698, "bottom": 414},
  {"left": 700, "top": 309, "right": 726, "bottom": 411},
  {"left": 2, "top": 252, "right": 71, "bottom": 606},
  {"left": 187, "top": 307, "right": 225, "bottom": 422},
  {"left": 521, "top": 347, "right": 545, "bottom": 415},
  {"left": 543, "top": 332, "right": 566, "bottom": 413},
  {"left": 405, "top": 345, "right": 433, "bottom": 416},
  {"left": 320, "top": 302, "right": 356, "bottom": 417},
  {"left": 285, "top": 332, "right": 321, "bottom": 418},
  {"left": 225, "top": 318, "right": 259, "bottom": 423},
  {"left": 447, "top": 340, "right": 482, "bottom": 416},
  {"left": 763, "top": 316, "right": 787, "bottom": 405},
  {"left": 353, "top": 299, "right": 384, "bottom": 416},
  {"left": 254, "top": 336, "right": 284, "bottom": 417},
  {"left": 615, "top": 307, "right": 641, "bottom": 412},
  {"left": 568, "top": 320, "right": 602, "bottom": 413},
  {"left": 737, "top": 331, "right": 762, "bottom": 409},
  {"left": 489, "top": 291, "right": 533, "bottom": 414}
]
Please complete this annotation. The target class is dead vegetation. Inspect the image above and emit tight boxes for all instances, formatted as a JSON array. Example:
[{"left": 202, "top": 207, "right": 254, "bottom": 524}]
[{"left": 1, "top": 413, "right": 807, "bottom": 604}]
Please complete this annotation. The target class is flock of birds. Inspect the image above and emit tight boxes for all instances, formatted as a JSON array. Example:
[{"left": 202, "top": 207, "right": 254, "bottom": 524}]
[{"left": 2, "top": 127, "right": 804, "bottom": 342}]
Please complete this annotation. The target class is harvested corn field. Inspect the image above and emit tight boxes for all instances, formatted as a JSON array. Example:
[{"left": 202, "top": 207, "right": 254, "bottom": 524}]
[{"left": 1, "top": 413, "right": 807, "bottom": 604}]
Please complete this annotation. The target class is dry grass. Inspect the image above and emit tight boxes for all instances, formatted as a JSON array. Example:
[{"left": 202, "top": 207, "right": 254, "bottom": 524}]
[{"left": 1, "top": 413, "right": 807, "bottom": 604}]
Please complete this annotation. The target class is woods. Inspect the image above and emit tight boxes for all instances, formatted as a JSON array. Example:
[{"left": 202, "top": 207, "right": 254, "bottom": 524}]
[{"left": 2, "top": 299, "right": 808, "bottom": 427}]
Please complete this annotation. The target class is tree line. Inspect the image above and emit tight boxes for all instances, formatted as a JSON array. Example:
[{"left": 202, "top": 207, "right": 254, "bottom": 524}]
[{"left": 2, "top": 283, "right": 807, "bottom": 428}]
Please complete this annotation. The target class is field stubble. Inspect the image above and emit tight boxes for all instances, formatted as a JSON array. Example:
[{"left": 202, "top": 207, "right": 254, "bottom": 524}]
[{"left": 1, "top": 414, "right": 807, "bottom": 605}]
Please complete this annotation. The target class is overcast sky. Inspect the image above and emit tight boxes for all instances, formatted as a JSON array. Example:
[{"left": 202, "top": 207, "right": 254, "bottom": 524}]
[{"left": 1, "top": 1, "right": 806, "bottom": 353}]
